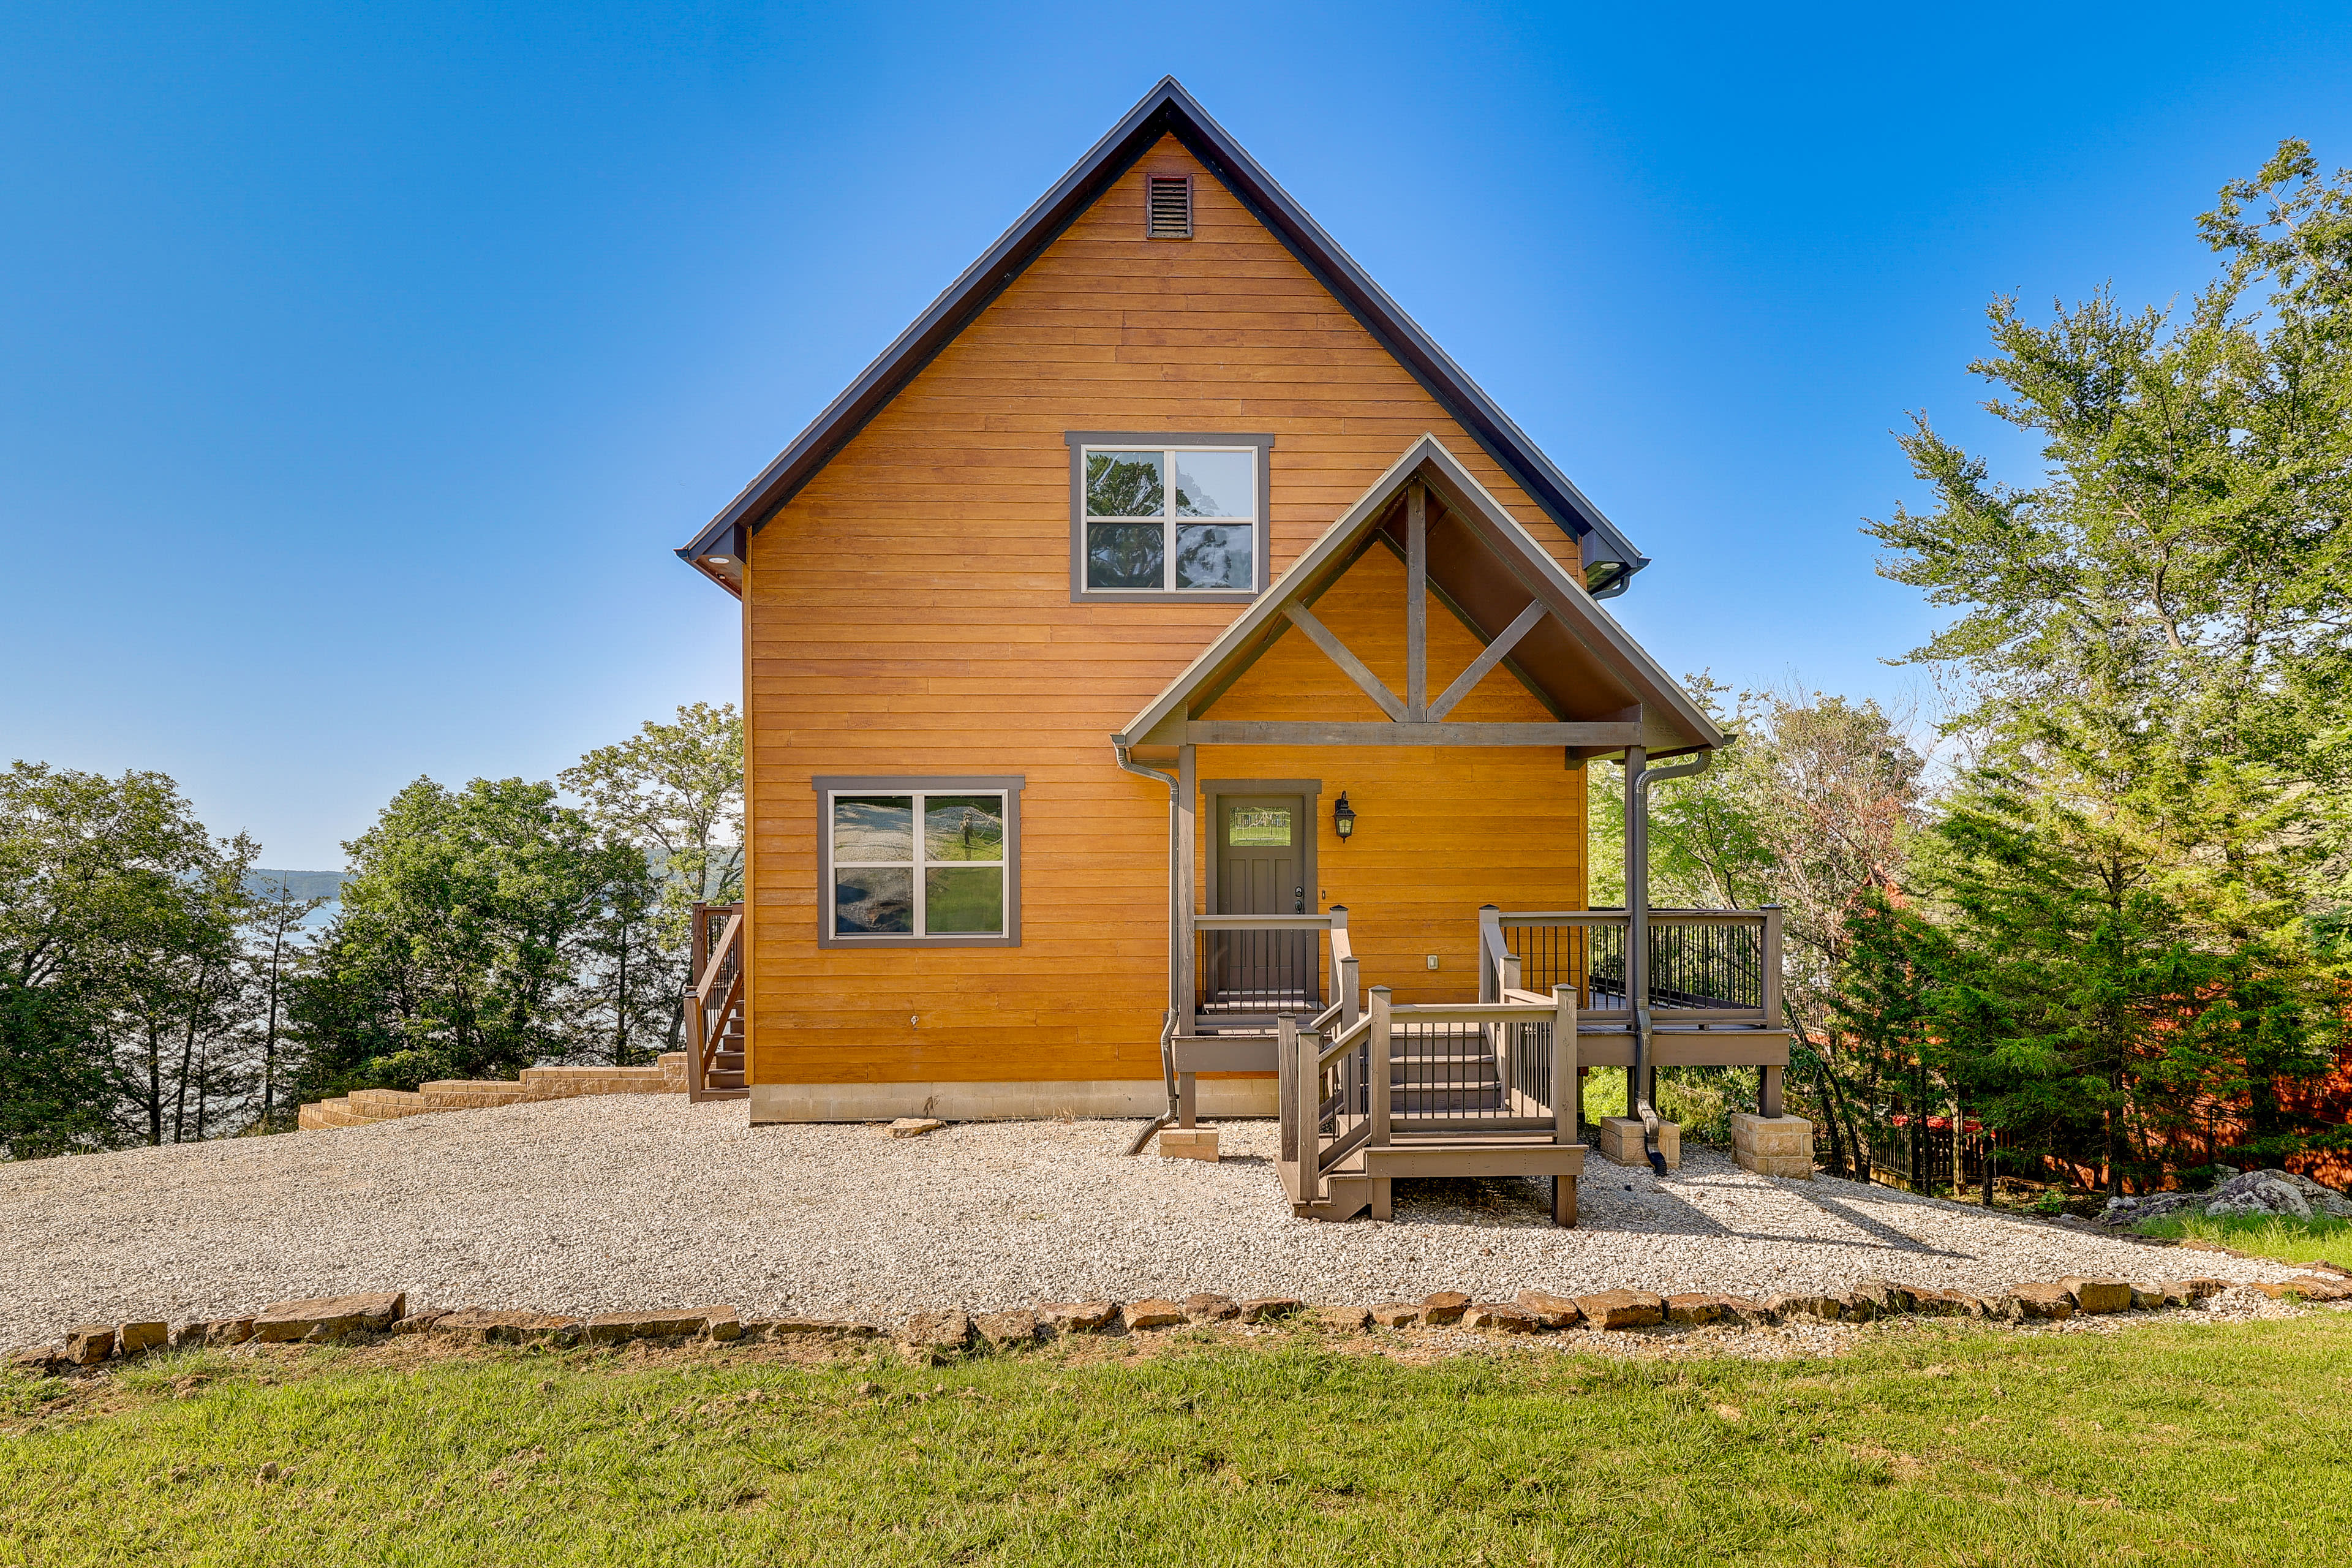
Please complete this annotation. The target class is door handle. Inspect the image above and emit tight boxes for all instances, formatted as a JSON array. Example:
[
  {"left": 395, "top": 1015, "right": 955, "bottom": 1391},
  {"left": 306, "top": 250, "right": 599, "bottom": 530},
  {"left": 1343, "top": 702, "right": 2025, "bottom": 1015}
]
[{"left": 1295, "top": 886, "right": 1305, "bottom": 914}]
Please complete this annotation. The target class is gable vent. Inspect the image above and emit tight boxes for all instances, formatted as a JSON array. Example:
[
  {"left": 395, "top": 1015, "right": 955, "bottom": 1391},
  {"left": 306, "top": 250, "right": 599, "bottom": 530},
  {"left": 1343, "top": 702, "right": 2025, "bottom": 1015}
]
[{"left": 1146, "top": 174, "right": 1193, "bottom": 238}]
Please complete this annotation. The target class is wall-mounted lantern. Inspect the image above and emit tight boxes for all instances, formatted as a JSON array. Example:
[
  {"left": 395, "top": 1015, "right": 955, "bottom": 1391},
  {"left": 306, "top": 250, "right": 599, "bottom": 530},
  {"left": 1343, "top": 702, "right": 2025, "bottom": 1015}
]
[{"left": 1332, "top": 791, "right": 1356, "bottom": 840}]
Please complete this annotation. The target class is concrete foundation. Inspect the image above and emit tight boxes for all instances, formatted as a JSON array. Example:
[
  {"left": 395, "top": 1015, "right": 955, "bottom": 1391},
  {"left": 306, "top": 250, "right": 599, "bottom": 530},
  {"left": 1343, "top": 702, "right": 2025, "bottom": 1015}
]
[
  {"left": 1599, "top": 1115, "right": 1680, "bottom": 1170},
  {"left": 1729, "top": 1112, "right": 1815, "bottom": 1178},
  {"left": 747, "top": 1077, "right": 1279, "bottom": 1124}
]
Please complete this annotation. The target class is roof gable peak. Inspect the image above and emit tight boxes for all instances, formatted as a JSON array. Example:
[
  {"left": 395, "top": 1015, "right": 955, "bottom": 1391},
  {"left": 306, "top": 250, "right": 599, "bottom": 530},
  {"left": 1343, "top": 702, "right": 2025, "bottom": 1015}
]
[{"left": 677, "top": 80, "right": 1648, "bottom": 601}]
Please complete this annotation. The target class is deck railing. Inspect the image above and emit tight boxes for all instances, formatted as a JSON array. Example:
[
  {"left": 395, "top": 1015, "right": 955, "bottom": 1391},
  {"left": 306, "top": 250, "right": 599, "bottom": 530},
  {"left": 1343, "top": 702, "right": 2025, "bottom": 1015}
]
[
  {"left": 1193, "top": 908, "right": 1354, "bottom": 1030},
  {"left": 1284, "top": 986, "right": 1578, "bottom": 1205},
  {"left": 1483, "top": 905, "right": 1782, "bottom": 1027}
]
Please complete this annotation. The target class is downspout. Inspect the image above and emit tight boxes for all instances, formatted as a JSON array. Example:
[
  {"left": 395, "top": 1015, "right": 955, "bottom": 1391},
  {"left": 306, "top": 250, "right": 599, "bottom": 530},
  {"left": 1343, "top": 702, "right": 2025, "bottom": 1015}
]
[
  {"left": 1114, "top": 743, "right": 1183, "bottom": 1154},
  {"left": 1624, "top": 745, "right": 1711, "bottom": 1177}
]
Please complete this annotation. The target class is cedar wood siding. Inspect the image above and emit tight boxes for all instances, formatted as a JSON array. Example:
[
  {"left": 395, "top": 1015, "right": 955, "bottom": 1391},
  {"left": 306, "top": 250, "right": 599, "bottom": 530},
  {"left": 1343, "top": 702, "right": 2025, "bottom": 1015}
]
[{"left": 745, "top": 134, "right": 1586, "bottom": 1090}]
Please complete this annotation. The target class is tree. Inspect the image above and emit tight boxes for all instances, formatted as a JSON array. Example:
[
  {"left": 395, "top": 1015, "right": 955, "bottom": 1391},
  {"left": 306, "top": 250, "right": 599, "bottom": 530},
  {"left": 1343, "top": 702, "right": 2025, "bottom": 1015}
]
[
  {"left": 560, "top": 703, "right": 744, "bottom": 1058},
  {"left": 243, "top": 875, "right": 328, "bottom": 1132},
  {"left": 1864, "top": 140, "right": 2352, "bottom": 1179},
  {"left": 0, "top": 977, "right": 111, "bottom": 1159},
  {"left": 0, "top": 762, "right": 251, "bottom": 1152},
  {"left": 290, "top": 777, "right": 652, "bottom": 1095}
]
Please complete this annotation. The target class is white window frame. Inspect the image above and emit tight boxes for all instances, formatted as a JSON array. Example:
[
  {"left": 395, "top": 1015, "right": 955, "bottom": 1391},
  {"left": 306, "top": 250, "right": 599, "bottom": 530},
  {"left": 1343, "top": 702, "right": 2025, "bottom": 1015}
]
[
  {"left": 812, "top": 775, "right": 1023, "bottom": 949},
  {"left": 1065, "top": 431, "right": 1273, "bottom": 603}
]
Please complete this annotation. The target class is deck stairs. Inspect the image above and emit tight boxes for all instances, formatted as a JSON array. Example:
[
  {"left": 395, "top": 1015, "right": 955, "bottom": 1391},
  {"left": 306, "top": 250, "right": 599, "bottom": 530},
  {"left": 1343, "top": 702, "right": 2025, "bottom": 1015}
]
[
  {"left": 704, "top": 1015, "right": 748, "bottom": 1096},
  {"left": 684, "top": 900, "right": 750, "bottom": 1102}
]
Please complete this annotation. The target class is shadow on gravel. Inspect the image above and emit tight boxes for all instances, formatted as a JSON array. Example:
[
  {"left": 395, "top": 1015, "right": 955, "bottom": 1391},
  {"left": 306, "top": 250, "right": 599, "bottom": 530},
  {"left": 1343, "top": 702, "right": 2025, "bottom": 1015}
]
[
  {"left": 1784, "top": 1189, "right": 1970, "bottom": 1259},
  {"left": 1376, "top": 1170, "right": 1979, "bottom": 1264}
]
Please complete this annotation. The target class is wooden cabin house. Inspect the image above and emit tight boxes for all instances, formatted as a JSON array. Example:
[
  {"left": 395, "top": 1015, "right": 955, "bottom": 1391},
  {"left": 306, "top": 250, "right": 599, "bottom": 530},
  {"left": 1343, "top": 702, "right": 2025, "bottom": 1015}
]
[{"left": 676, "top": 80, "right": 1797, "bottom": 1221}]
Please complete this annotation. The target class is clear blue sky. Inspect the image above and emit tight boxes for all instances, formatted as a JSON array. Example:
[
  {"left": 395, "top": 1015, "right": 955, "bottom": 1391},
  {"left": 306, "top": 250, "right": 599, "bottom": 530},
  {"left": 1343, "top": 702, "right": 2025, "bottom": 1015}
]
[{"left": 7, "top": 2, "right": 2351, "bottom": 866}]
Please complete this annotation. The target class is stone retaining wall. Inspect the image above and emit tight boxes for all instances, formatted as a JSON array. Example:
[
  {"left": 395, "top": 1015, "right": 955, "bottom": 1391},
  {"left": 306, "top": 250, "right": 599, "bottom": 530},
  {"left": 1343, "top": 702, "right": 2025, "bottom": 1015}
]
[{"left": 297, "top": 1055, "right": 690, "bottom": 1130}]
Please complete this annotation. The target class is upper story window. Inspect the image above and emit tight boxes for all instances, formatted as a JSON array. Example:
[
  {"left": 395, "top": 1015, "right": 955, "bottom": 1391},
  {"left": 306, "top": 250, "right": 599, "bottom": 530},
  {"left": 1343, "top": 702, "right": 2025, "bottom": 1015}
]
[{"left": 1065, "top": 433, "right": 1274, "bottom": 602}]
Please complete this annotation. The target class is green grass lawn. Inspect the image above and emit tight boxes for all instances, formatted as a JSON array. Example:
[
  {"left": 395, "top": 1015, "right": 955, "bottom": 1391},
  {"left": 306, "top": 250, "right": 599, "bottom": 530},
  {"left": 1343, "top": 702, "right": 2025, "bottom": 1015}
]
[
  {"left": 6, "top": 1313, "right": 2349, "bottom": 1566},
  {"left": 2133, "top": 1207, "right": 2352, "bottom": 1265}
]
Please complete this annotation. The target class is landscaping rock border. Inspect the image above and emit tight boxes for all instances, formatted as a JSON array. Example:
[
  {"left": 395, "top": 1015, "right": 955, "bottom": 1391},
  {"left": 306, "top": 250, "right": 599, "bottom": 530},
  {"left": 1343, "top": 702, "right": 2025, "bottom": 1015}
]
[{"left": 12, "top": 1265, "right": 2347, "bottom": 1376}]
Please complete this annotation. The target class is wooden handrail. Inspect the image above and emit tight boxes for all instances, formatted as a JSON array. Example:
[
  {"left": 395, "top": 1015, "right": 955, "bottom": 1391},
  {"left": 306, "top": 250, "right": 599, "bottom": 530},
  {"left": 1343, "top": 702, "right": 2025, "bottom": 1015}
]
[
  {"left": 1316, "top": 1011, "right": 1373, "bottom": 1067},
  {"left": 1496, "top": 908, "right": 1770, "bottom": 925},
  {"left": 692, "top": 908, "right": 745, "bottom": 1005},
  {"left": 1194, "top": 913, "right": 1343, "bottom": 930},
  {"left": 1387, "top": 1001, "right": 1559, "bottom": 1025}
]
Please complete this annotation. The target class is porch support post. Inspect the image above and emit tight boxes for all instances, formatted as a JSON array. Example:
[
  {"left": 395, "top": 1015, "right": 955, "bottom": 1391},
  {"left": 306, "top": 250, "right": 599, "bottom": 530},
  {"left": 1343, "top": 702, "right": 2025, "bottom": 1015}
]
[
  {"left": 1623, "top": 745, "right": 1649, "bottom": 1114},
  {"left": 1176, "top": 743, "right": 1197, "bottom": 1035},
  {"left": 1406, "top": 480, "right": 1428, "bottom": 720},
  {"left": 1368, "top": 985, "right": 1393, "bottom": 1222},
  {"left": 1763, "top": 898, "right": 1787, "bottom": 1122}
]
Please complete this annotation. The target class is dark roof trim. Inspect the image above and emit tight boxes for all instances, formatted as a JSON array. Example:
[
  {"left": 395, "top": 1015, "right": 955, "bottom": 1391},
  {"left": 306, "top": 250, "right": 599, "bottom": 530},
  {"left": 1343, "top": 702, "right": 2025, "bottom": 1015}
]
[{"left": 675, "top": 77, "right": 1651, "bottom": 598}]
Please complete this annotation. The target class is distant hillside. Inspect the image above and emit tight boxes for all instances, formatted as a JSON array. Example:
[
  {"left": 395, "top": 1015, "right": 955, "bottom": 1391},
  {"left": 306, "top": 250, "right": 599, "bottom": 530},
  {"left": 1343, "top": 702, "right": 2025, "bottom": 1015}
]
[{"left": 246, "top": 869, "right": 346, "bottom": 903}]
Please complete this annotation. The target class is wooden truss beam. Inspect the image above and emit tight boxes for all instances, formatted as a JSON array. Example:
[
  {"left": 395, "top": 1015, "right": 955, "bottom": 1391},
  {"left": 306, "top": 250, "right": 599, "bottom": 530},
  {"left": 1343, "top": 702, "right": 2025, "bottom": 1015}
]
[
  {"left": 1406, "top": 480, "right": 1428, "bottom": 720},
  {"left": 1281, "top": 602, "right": 1406, "bottom": 722},
  {"left": 1184, "top": 720, "right": 1643, "bottom": 747},
  {"left": 1425, "top": 600, "right": 1548, "bottom": 722}
]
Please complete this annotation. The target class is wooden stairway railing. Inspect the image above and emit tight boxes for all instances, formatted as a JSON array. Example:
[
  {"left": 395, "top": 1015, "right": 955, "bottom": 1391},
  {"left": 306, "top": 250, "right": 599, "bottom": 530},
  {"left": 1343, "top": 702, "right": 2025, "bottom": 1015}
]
[
  {"left": 684, "top": 901, "right": 747, "bottom": 1103},
  {"left": 1281, "top": 984, "right": 1582, "bottom": 1226}
]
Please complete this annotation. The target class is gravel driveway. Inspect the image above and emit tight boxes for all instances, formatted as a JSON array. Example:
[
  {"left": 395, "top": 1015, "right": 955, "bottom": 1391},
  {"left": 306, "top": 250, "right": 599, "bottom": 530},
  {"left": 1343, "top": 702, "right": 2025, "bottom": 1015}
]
[{"left": 0, "top": 1096, "right": 2297, "bottom": 1344}]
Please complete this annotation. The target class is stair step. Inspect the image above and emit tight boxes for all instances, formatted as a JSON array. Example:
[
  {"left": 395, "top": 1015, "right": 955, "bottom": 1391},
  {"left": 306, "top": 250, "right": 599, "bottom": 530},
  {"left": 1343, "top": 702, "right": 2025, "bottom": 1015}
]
[{"left": 706, "top": 1071, "right": 746, "bottom": 1089}]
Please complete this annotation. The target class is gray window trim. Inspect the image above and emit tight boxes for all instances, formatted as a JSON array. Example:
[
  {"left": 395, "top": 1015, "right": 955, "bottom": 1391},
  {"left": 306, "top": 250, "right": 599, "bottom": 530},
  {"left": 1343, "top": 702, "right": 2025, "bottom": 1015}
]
[
  {"left": 1066, "top": 432, "right": 1275, "bottom": 603},
  {"left": 810, "top": 774, "right": 1025, "bottom": 949}
]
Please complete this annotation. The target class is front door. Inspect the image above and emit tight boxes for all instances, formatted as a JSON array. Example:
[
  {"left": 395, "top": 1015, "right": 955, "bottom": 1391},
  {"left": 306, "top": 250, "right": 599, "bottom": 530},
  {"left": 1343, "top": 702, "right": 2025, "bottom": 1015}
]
[
  {"left": 1207, "top": 795, "right": 1316, "bottom": 1014},
  {"left": 1218, "top": 796, "right": 1305, "bottom": 918}
]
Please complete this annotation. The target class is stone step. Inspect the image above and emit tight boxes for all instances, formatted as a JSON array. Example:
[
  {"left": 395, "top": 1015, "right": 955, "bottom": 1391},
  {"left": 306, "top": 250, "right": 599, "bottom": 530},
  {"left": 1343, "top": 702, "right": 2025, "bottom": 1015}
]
[
  {"left": 348, "top": 1088, "right": 439, "bottom": 1119},
  {"left": 519, "top": 1066, "right": 673, "bottom": 1096},
  {"left": 307, "top": 1057, "right": 699, "bottom": 1133},
  {"left": 418, "top": 1080, "right": 536, "bottom": 1110}
]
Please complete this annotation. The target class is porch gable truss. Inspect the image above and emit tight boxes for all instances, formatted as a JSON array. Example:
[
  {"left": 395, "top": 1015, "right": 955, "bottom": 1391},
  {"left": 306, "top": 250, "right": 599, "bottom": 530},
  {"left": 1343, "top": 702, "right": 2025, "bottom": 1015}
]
[{"left": 1115, "top": 435, "right": 1725, "bottom": 755}]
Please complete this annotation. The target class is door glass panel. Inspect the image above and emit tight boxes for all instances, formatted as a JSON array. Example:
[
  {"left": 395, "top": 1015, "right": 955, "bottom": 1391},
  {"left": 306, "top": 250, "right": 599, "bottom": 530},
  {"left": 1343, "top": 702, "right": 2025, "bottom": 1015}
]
[
  {"left": 834, "top": 867, "right": 913, "bottom": 934},
  {"left": 924, "top": 795, "right": 1005, "bottom": 861},
  {"left": 1086, "top": 522, "right": 1164, "bottom": 589},
  {"left": 1085, "top": 451, "right": 1164, "bottom": 517},
  {"left": 1175, "top": 523, "right": 1251, "bottom": 589},
  {"left": 832, "top": 796, "right": 912, "bottom": 862},
  {"left": 1173, "top": 450, "right": 1253, "bottom": 518},
  {"left": 1227, "top": 805, "right": 1292, "bottom": 846},
  {"left": 925, "top": 866, "right": 1004, "bottom": 933}
]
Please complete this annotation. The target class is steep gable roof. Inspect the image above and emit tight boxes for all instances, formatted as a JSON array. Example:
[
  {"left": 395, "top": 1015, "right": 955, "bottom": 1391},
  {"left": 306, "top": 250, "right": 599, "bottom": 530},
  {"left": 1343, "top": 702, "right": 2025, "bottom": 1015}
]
[
  {"left": 1117, "top": 435, "right": 1722, "bottom": 756},
  {"left": 676, "top": 78, "right": 1649, "bottom": 599}
]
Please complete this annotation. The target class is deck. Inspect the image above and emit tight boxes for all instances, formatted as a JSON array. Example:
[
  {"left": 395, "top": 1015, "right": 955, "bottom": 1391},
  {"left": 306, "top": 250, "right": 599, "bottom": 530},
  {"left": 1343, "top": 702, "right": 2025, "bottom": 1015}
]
[{"left": 1173, "top": 905, "right": 1790, "bottom": 1223}]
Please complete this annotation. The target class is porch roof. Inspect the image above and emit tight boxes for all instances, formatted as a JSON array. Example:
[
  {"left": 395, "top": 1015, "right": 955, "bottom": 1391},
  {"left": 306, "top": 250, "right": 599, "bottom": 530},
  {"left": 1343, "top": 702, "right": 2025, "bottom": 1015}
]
[{"left": 1114, "top": 435, "right": 1725, "bottom": 758}]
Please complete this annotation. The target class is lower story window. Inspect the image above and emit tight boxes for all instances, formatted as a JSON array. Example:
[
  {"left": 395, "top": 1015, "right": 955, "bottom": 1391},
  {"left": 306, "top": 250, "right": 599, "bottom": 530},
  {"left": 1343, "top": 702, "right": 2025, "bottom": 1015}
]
[{"left": 814, "top": 775, "right": 1024, "bottom": 946}]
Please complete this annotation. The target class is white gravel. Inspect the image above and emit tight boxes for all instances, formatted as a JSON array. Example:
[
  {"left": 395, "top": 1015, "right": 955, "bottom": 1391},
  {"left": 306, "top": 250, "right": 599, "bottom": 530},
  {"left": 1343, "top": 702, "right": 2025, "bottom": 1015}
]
[{"left": 0, "top": 1096, "right": 2304, "bottom": 1344}]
